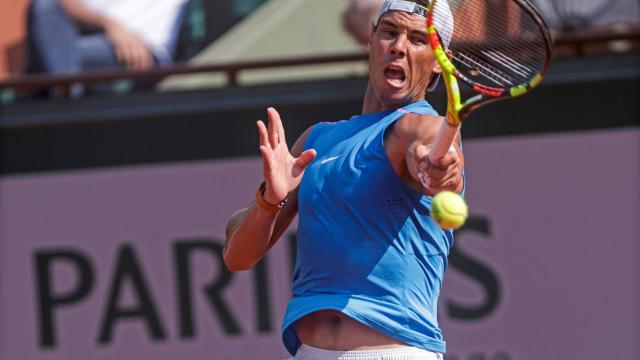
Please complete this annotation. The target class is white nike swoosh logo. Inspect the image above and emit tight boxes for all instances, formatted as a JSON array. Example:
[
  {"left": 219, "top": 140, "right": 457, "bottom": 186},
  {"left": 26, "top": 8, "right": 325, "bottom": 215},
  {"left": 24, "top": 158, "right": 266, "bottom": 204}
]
[{"left": 320, "top": 156, "right": 340, "bottom": 164}]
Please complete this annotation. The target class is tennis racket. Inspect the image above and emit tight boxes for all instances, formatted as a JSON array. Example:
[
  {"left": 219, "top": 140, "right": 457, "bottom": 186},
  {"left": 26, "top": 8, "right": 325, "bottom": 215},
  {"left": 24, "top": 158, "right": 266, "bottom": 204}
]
[{"left": 426, "top": 0, "right": 554, "bottom": 162}]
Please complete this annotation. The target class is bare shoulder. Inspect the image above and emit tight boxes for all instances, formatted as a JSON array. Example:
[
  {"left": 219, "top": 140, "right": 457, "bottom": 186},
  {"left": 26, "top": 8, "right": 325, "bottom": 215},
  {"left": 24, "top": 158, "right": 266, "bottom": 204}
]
[
  {"left": 290, "top": 125, "right": 315, "bottom": 157},
  {"left": 390, "top": 112, "right": 443, "bottom": 144}
]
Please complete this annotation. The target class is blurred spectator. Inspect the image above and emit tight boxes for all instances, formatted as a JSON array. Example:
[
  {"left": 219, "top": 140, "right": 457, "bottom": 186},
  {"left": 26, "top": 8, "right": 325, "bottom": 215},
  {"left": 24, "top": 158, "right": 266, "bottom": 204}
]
[
  {"left": 342, "top": 0, "right": 384, "bottom": 46},
  {"left": 27, "top": 0, "right": 187, "bottom": 75},
  {"left": 532, "top": 0, "right": 639, "bottom": 31}
]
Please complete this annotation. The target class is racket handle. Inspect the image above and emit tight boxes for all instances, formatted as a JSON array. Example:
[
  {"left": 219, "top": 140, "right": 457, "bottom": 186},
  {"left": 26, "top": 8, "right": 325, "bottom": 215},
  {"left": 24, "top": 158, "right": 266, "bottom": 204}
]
[{"left": 428, "top": 119, "right": 459, "bottom": 165}]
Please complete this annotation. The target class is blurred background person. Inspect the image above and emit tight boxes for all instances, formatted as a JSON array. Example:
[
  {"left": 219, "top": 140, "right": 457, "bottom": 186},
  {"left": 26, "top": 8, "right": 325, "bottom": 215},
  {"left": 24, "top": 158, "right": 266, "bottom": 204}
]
[
  {"left": 27, "top": 0, "right": 188, "bottom": 75},
  {"left": 532, "top": 0, "right": 639, "bottom": 31},
  {"left": 342, "top": 0, "right": 384, "bottom": 46}
]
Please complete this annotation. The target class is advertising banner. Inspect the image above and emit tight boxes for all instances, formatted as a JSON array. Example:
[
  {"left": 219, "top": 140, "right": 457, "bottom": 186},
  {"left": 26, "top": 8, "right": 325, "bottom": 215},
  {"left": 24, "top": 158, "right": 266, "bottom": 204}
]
[{"left": 1, "top": 129, "right": 638, "bottom": 360}]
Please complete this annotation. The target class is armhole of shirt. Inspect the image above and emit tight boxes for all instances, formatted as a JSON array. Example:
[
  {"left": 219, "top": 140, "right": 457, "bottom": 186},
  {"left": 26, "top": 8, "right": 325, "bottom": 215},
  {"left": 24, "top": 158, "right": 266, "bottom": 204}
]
[
  {"left": 303, "top": 122, "right": 328, "bottom": 151},
  {"left": 378, "top": 109, "right": 431, "bottom": 198},
  {"left": 380, "top": 102, "right": 453, "bottom": 201},
  {"left": 401, "top": 100, "right": 437, "bottom": 116},
  {"left": 406, "top": 101, "right": 467, "bottom": 198}
]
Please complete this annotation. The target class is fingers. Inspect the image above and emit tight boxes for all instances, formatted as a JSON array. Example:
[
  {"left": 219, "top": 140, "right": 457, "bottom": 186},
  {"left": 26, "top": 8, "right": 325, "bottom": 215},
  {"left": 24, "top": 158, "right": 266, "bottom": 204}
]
[
  {"left": 112, "top": 42, "right": 127, "bottom": 66},
  {"left": 438, "top": 145, "right": 459, "bottom": 167},
  {"left": 421, "top": 158, "right": 457, "bottom": 180},
  {"left": 266, "top": 107, "right": 281, "bottom": 147},
  {"left": 113, "top": 35, "right": 136, "bottom": 68},
  {"left": 129, "top": 43, "right": 143, "bottom": 70},
  {"left": 418, "top": 160, "right": 459, "bottom": 193},
  {"left": 125, "top": 41, "right": 153, "bottom": 70},
  {"left": 258, "top": 142, "right": 271, "bottom": 173},
  {"left": 295, "top": 149, "right": 317, "bottom": 170},
  {"left": 421, "top": 158, "right": 458, "bottom": 182},
  {"left": 133, "top": 43, "right": 153, "bottom": 70},
  {"left": 269, "top": 107, "right": 287, "bottom": 145},
  {"left": 428, "top": 166, "right": 459, "bottom": 189},
  {"left": 136, "top": 45, "right": 153, "bottom": 70},
  {"left": 257, "top": 120, "right": 269, "bottom": 148},
  {"left": 415, "top": 143, "right": 460, "bottom": 192},
  {"left": 257, "top": 121, "right": 275, "bottom": 173},
  {"left": 110, "top": 30, "right": 153, "bottom": 70},
  {"left": 125, "top": 43, "right": 139, "bottom": 69},
  {"left": 417, "top": 161, "right": 431, "bottom": 189},
  {"left": 113, "top": 40, "right": 137, "bottom": 68},
  {"left": 426, "top": 143, "right": 458, "bottom": 167}
]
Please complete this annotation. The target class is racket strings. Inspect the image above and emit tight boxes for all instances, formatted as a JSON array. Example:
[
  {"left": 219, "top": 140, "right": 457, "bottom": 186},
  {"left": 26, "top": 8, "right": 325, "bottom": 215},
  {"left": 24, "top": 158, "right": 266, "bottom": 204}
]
[
  {"left": 453, "top": 52, "right": 514, "bottom": 86},
  {"left": 435, "top": 0, "right": 550, "bottom": 89}
]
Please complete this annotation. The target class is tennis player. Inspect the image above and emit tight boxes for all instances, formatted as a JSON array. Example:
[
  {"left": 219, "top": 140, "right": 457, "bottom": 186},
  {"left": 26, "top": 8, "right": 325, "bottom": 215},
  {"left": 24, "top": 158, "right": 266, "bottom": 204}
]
[{"left": 224, "top": 1, "right": 463, "bottom": 359}]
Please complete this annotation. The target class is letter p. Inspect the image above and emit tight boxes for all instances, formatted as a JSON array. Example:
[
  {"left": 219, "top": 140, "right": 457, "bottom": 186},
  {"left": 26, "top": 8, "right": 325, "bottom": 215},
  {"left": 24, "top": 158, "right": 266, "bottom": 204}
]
[{"left": 34, "top": 249, "right": 93, "bottom": 348}]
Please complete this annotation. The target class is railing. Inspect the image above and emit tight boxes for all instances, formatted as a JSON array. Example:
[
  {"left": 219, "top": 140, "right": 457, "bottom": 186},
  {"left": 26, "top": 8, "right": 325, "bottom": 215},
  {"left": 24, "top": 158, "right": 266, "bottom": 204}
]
[
  {"left": 0, "top": 53, "right": 368, "bottom": 95},
  {"left": 1, "top": 25, "right": 638, "bottom": 99}
]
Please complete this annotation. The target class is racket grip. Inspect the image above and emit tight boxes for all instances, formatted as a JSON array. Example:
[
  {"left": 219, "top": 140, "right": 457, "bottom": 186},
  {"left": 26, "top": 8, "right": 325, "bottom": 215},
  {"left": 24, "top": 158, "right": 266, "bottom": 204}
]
[{"left": 428, "top": 119, "right": 459, "bottom": 165}]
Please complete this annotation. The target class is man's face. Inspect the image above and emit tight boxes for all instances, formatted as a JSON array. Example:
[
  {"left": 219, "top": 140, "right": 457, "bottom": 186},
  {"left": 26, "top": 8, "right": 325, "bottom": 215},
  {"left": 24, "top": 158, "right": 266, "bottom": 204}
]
[{"left": 367, "top": 10, "right": 440, "bottom": 109}]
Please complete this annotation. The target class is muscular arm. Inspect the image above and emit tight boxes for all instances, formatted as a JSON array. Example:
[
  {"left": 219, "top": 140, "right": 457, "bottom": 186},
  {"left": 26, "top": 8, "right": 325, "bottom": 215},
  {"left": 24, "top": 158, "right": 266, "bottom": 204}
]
[
  {"left": 386, "top": 113, "right": 464, "bottom": 196},
  {"left": 223, "top": 121, "right": 314, "bottom": 272}
]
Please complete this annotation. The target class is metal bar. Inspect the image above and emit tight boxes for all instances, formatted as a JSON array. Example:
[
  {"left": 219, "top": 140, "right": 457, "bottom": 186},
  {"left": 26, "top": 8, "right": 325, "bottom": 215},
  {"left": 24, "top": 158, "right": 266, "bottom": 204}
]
[
  {"left": 0, "top": 26, "right": 637, "bottom": 93},
  {"left": 0, "top": 53, "right": 369, "bottom": 92}
]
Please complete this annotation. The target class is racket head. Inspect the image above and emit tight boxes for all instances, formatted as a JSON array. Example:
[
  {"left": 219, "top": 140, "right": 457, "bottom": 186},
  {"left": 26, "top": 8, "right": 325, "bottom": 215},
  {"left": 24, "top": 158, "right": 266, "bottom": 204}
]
[{"left": 427, "top": 0, "right": 554, "bottom": 115}]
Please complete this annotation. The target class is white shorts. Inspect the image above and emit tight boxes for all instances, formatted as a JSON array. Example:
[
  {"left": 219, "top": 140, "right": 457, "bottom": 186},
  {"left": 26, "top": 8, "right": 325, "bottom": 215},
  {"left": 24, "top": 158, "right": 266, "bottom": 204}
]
[{"left": 286, "top": 344, "right": 444, "bottom": 360}]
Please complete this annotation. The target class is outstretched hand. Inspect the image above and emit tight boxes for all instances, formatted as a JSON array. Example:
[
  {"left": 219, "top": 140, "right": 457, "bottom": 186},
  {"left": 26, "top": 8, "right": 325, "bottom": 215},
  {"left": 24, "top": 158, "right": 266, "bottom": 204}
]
[{"left": 257, "top": 108, "right": 316, "bottom": 205}]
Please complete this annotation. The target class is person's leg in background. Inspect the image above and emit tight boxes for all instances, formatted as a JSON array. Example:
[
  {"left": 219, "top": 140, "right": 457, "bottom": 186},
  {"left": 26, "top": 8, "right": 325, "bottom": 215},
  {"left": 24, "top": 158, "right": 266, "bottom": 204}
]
[
  {"left": 28, "top": 0, "right": 121, "bottom": 74},
  {"left": 27, "top": 0, "right": 131, "bottom": 96},
  {"left": 77, "top": 34, "right": 120, "bottom": 71},
  {"left": 27, "top": 0, "right": 83, "bottom": 74}
]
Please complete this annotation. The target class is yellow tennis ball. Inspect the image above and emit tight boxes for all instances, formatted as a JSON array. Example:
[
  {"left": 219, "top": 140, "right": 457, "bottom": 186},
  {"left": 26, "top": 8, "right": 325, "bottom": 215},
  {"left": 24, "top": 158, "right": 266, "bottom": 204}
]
[{"left": 430, "top": 191, "right": 468, "bottom": 230}]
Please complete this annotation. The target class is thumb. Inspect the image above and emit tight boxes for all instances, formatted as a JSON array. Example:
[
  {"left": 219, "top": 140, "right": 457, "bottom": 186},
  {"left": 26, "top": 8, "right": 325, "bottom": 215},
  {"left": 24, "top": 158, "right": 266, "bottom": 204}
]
[
  {"left": 295, "top": 149, "right": 317, "bottom": 170},
  {"left": 438, "top": 145, "right": 459, "bottom": 167},
  {"left": 414, "top": 143, "right": 430, "bottom": 161}
]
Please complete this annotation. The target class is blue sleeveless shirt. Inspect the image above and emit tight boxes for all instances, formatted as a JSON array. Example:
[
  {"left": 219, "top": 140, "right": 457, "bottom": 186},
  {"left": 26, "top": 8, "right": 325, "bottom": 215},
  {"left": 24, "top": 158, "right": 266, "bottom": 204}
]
[{"left": 281, "top": 100, "right": 455, "bottom": 355}]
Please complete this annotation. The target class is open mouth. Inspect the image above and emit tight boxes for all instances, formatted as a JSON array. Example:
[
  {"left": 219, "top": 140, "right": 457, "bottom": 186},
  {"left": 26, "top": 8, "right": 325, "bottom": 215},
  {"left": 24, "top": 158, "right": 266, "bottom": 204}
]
[{"left": 384, "top": 65, "right": 406, "bottom": 87}]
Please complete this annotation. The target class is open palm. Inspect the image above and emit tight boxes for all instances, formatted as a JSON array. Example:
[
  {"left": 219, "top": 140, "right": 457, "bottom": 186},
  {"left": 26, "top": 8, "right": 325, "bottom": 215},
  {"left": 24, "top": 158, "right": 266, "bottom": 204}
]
[{"left": 257, "top": 108, "right": 316, "bottom": 204}]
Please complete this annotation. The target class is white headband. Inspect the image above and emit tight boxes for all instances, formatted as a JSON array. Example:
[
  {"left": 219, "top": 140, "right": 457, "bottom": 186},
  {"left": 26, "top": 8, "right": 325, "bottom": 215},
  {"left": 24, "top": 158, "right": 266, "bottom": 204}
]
[
  {"left": 373, "top": 0, "right": 454, "bottom": 48},
  {"left": 372, "top": 0, "right": 455, "bottom": 91}
]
